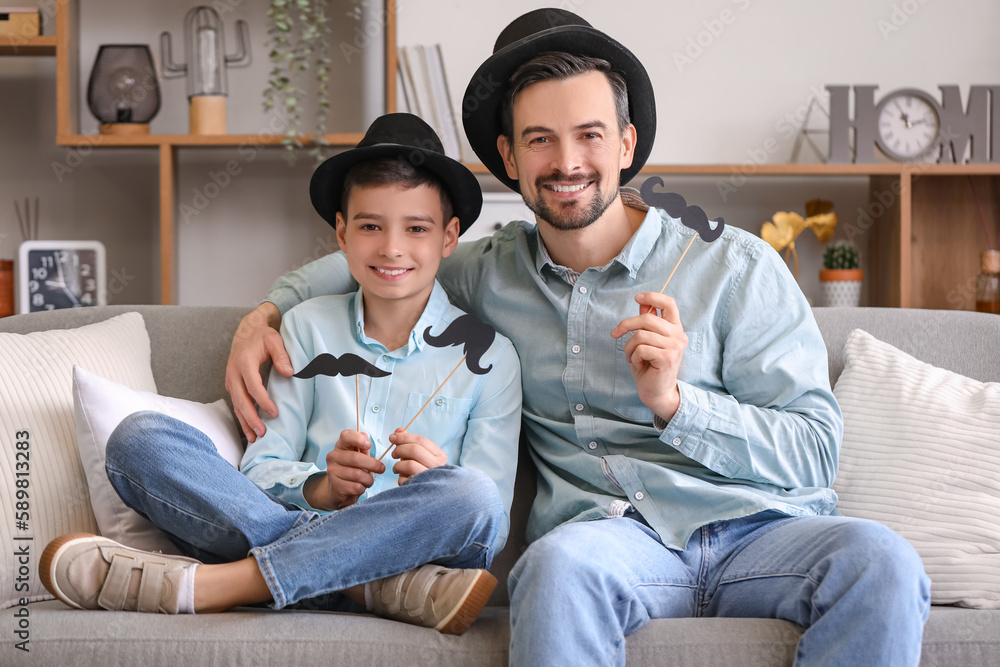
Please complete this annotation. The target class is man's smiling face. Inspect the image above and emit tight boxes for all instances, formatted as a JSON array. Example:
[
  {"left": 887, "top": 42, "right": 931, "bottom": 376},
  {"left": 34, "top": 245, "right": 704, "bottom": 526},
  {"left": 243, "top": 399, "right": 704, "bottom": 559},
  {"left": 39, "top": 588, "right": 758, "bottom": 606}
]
[{"left": 497, "top": 70, "right": 635, "bottom": 232}]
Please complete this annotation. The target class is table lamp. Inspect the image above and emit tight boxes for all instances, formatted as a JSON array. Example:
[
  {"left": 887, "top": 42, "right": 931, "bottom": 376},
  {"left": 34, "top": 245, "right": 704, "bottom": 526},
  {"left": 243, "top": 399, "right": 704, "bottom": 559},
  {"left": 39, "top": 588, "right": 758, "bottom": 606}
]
[
  {"left": 161, "top": 6, "right": 251, "bottom": 135},
  {"left": 86, "top": 45, "right": 161, "bottom": 136}
]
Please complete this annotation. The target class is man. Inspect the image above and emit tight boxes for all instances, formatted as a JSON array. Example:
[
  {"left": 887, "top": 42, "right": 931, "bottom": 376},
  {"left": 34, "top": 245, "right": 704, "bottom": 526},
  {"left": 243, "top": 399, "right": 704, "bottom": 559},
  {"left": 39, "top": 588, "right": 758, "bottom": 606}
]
[{"left": 227, "top": 9, "right": 930, "bottom": 666}]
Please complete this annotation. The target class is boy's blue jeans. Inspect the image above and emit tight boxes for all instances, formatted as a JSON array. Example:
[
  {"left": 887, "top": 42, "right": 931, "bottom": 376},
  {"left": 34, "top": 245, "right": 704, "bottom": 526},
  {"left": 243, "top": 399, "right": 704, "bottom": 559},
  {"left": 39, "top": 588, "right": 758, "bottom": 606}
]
[
  {"left": 510, "top": 509, "right": 930, "bottom": 667},
  {"left": 105, "top": 411, "right": 503, "bottom": 609}
]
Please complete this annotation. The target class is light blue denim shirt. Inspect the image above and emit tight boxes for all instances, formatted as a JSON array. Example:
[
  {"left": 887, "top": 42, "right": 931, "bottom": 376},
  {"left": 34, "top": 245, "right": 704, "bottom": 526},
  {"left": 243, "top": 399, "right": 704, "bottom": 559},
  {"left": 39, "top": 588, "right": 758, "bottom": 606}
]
[
  {"left": 264, "top": 199, "right": 842, "bottom": 550},
  {"left": 242, "top": 281, "right": 522, "bottom": 550}
]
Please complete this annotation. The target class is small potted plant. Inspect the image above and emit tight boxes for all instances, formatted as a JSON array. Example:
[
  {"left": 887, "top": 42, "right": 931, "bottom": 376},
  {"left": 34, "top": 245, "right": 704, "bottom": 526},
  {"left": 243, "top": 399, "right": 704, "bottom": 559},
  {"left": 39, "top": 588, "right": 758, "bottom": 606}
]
[{"left": 820, "top": 240, "right": 863, "bottom": 307}]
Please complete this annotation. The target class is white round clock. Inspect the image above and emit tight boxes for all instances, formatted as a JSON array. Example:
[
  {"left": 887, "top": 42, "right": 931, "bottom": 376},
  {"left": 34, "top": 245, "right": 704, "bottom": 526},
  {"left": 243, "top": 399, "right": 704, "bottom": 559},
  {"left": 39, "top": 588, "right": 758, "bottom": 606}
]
[
  {"left": 875, "top": 89, "right": 942, "bottom": 161},
  {"left": 18, "top": 240, "right": 107, "bottom": 314}
]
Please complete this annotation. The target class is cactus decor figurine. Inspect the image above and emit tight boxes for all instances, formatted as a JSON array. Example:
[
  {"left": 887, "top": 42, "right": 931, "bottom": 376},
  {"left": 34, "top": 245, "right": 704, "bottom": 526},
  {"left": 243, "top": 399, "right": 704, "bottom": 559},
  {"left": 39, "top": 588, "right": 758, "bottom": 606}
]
[
  {"left": 820, "top": 240, "right": 863, "bottom": 307},
  {"left": 161, "top": 6, "right": 251, "bottom": 134}
]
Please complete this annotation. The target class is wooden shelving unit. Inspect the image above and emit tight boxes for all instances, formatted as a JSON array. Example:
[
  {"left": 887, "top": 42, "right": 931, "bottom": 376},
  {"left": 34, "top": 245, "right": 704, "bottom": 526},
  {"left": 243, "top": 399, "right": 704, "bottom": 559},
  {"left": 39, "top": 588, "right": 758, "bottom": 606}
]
[
  {"left": 7, "top": 0, "right": 996, "bottom": 310},
  {"left": 45, "top": 0, "right": 395, "bottom": 305},
  {"left": 0, "top": 35, "right": 56, "bottom": 56}
]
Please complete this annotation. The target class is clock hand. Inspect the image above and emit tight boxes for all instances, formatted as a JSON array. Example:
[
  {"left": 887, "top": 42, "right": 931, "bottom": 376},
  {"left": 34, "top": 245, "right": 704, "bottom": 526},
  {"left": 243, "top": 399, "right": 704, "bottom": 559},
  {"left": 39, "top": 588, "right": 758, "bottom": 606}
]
[{"left": 60, "top": 285, "right": 80, "bottom": 306}]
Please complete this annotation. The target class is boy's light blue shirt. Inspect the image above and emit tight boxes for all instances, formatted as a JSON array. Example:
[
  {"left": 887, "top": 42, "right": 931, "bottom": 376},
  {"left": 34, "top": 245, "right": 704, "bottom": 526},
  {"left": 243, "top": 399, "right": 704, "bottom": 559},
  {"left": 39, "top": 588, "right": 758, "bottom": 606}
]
[
  {"left": 264, "top": 201, "right": 842, "bottom": 551},
  {"left": 241, "top": 281, "right": 522, "bottom": 550}
]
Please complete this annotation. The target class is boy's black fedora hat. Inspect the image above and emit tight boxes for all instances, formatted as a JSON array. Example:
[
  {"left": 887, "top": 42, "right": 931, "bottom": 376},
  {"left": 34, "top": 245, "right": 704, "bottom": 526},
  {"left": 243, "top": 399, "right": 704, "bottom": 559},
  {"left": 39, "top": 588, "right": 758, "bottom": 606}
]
[
  {"left": 462, "top": 8, "right": 655, "bottom": 192},
  {"left": 310, "top": 113, "right": 482, "bottom": 235}
]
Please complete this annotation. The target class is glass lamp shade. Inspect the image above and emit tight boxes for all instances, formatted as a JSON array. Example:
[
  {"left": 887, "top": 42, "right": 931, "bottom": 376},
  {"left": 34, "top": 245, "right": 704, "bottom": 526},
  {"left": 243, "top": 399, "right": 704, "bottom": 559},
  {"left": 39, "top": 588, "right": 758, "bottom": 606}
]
[
  {"left": 186, "top": 7, "right": 226, "bottom": 97},
  {"left": 87, "top": 45, "right": 161, "bottom": 127}
]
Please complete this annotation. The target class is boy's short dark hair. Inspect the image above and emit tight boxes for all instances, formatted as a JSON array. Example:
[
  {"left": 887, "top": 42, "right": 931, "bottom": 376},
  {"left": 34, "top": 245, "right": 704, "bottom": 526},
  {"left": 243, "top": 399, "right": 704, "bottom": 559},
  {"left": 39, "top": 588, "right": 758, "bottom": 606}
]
[{"left": 340, "top": 157, "right": 455, "bottom": 223}]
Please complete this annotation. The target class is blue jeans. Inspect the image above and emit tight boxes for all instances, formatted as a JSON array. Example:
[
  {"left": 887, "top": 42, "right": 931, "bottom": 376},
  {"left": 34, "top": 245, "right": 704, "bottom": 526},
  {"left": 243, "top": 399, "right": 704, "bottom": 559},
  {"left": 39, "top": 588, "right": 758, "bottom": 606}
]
[
  {"left": 105, "top": 411, "right": 503, "bottom": 609},
  {"left": 509, "top": 510, "right": 930, "bottom": 667}
]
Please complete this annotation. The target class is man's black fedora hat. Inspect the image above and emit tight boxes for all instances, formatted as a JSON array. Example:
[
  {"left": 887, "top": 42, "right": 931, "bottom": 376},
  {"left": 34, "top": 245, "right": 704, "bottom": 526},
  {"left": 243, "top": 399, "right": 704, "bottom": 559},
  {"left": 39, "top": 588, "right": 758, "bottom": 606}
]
[
  {"left": 310, "top": 113, "right": 483, "bottom": 235},
  {"left": 462, "top": 8, "right": 656, "bottom": 192}
]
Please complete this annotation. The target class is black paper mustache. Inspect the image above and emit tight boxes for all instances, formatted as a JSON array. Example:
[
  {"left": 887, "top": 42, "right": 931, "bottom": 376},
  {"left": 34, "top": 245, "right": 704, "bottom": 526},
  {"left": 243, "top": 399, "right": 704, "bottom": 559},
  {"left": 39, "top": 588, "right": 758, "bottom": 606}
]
[
  {"left": 639, "top": 178, "right": 726, "bottom": 242},
  {"left": 293, "top": 353, "right": 392, "bottom": 379},
  {"left": 423, "top": 314, "right": 496, "bottom": 375}
]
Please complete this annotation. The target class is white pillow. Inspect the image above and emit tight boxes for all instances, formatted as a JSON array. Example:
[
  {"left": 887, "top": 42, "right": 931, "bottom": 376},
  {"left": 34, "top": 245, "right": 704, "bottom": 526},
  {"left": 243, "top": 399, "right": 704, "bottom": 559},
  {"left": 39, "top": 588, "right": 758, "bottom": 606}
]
[
  {"left": 832, "top": 328, "right": 1000, "bottom": 609},
  {"left": 73, "top": 365, "right": 243, "bottom": 554},
  {"left": 0, "top": 312, "right": 155, "bottom": 609}
]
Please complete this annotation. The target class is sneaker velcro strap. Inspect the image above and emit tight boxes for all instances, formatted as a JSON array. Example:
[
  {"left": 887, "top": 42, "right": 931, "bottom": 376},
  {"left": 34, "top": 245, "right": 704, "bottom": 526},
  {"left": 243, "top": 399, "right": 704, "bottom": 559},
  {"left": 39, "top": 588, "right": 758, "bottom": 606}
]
[
  {"left": 98, "top": 552, "right": 140, "bottom": 611},
  {"left": 401, "top": 569, "right": 438, "bottom": 617},
  {"left": 137, "top": 561, "right": 167, "bottom": 613}
]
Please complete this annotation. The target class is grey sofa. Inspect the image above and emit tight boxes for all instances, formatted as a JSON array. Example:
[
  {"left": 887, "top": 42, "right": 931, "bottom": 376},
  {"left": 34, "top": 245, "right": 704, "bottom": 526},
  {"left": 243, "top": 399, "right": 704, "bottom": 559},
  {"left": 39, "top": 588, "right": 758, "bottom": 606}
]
[{"left": 2, "top": 305, "right": 1000, "bottom": 666}]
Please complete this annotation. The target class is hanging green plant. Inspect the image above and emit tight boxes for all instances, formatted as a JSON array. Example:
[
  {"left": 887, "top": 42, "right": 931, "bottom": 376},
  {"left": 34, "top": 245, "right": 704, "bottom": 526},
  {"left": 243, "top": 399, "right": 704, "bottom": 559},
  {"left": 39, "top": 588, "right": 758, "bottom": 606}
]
[{"left": 263, "top": 0, "right": 363, "bottom": 161}]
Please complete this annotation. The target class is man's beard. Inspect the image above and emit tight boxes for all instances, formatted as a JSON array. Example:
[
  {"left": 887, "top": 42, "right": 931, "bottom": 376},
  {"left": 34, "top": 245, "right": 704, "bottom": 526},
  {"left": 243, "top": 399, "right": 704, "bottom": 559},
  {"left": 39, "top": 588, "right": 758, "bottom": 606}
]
[{"left": 522, "top": 173, "right": 618, "bottom": 231}]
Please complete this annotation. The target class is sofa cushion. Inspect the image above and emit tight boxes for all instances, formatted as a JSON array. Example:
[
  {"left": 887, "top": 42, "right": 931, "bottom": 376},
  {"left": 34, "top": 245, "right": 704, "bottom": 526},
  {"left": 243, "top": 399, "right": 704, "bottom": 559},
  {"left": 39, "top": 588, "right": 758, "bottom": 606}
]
[
  {"left": 73, "top": 365, "right": 244, "bottom": 554},
  {"left": 0, "top": 312, "right": 155, "bottom": 609},
  {"left": 832, "top": 328, "right": 1000, "bottom": 609}
]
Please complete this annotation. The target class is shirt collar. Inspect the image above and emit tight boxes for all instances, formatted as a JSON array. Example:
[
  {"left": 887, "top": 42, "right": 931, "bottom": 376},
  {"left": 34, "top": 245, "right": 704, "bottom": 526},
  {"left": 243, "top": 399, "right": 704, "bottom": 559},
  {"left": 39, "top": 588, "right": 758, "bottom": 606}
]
[
  {"left": 534, "top": 188, "right": 661, "bottom": 282},
  {"left": 351, "top": 281, "right": 450, "bottom": 354}
]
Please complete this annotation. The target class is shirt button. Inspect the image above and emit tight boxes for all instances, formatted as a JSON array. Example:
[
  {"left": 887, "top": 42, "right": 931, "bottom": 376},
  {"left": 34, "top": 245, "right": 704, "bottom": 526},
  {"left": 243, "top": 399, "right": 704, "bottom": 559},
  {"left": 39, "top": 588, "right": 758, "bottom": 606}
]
[
  {"left": 579, "top": 286, "right": 588, "bottom": 294},
  {"left": 372, "top": 405, "right": 381, "bottom": 413},
  {"left": 672, "top": 437, "right": 682, "bottom": 446},
  {"left": 588, "top": 441, "right": 597, "bottom": 450},
  {"left": 575, "top": 403, "right": 584, "bottom": 412},
  {"left": 571, "top": 345, "right": 581, "bottom": 354},
  {"left": 435, "top": 398, "right": 445, "bottom": 406},
  {"left": 383, "top": 354, "right": 391, "bottom": 362},
  {"left": 634, "top": 491, "right": 645, "bottom": 501}
]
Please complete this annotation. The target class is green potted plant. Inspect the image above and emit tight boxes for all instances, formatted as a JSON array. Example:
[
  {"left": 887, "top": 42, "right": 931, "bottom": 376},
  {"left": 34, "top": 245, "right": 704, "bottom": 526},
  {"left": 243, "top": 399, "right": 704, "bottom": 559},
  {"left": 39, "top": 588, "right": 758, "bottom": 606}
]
[{"left": 820, "top": 240, "right": 863, "bottom": 307}]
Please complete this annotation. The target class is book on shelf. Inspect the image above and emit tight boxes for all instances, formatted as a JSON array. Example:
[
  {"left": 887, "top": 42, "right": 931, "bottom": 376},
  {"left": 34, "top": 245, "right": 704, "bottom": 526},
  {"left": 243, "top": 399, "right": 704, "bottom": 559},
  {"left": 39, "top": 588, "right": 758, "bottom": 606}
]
[{"left": 398, "top": 44, "right": 463, "bottom": 161}]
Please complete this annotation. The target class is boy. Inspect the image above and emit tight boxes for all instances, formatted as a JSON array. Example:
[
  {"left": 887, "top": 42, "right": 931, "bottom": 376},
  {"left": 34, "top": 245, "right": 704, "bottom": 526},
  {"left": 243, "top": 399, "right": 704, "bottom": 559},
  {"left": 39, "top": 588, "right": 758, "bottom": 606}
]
[{"left": 40, "top": 113, "right": 522, "bottom": 635}]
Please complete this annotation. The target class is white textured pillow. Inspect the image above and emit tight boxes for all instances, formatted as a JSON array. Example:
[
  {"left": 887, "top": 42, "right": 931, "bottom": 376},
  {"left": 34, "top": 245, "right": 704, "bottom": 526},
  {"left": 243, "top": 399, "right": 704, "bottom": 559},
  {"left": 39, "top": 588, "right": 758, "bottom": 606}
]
[
  {"left": 73, "top": 365, "right": 243, "bottom": 554},
  {"left": 832, "top": 328, "right": 1000, "bottom": 609},
  {"left": 0, "top": 313, "right": 155, "bottom": 609}
]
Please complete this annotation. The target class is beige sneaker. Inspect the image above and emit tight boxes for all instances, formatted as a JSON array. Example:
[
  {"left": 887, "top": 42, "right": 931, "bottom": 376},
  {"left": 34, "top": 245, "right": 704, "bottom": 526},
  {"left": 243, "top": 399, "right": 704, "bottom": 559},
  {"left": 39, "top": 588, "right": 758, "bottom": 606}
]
[
  {"left": 370, "top": 565, "right": 497, "bottom": 635},
  {"left": 40, "top": 532, "right": 201, "bottom": 613}
]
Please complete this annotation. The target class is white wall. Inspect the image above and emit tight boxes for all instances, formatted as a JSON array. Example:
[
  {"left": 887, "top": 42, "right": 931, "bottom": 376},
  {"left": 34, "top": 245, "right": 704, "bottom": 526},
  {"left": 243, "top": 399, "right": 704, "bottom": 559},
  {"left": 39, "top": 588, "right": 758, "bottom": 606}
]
[
  {"left": 400, "top": 0, "right": 1000, "bottom": 164},
  {"left": 1, "top": 0, "right": 997, "bottom": 309}
]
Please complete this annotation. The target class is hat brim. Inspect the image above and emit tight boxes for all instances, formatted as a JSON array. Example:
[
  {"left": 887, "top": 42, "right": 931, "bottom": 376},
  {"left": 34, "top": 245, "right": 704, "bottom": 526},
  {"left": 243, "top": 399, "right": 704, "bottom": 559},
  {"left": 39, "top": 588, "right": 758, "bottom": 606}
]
[
  {"left": 310, "top": 143, "right": 483, "bottom": 236},
  {"left": 462, "top": 24, "right": 655, "bottom": 192}
]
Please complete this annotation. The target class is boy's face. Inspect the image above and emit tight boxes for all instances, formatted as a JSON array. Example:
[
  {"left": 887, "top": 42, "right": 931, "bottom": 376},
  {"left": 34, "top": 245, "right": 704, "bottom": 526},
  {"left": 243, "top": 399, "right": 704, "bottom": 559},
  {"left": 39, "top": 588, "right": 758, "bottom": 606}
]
[
  {"left": 335, "top": 183, "right": 459, "bottom": 310},
  {"left": 496, "top": 70, "right": 636, "bottom": 232}
]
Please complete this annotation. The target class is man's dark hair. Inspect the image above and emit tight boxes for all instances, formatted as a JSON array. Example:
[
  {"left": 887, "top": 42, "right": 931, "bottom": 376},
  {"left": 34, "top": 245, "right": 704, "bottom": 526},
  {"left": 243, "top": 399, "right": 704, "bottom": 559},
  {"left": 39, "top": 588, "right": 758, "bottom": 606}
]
[
  {"left": 340, "top": 157, "right": 454, "bottom": 223},
  {"left": 500, "top": 52, "right": 630, "bottom": 142}
]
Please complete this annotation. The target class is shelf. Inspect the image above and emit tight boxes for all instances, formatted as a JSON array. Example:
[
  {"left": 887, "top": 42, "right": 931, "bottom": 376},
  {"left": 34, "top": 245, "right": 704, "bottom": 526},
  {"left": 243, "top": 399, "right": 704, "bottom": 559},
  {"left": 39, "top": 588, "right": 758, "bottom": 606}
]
[
  {"left": 49, "top": 0, "right": 396, "bottom": 305},
  {"left": 56, "top": 132, "right": 366, "bottom": 148},
  {"left": 0, "top": 35, "right": 56, "bottom": 56}
]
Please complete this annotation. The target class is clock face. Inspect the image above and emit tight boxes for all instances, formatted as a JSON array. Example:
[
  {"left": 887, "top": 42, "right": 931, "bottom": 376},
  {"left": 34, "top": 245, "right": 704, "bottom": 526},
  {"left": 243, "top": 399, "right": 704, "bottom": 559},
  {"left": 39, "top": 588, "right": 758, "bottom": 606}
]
[
  {"left": 876, "top": 90, "right": 941, "bottom": 161},
  {"left": 19, "top": 242, "right": 107, "bottom": 313}
]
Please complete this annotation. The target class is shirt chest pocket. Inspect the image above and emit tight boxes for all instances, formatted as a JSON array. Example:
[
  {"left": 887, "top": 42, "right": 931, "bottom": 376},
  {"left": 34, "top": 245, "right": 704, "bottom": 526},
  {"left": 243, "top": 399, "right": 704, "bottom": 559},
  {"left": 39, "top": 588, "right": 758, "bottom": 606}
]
[
  {"left": 402, "top": 392, "right": 475, "bottom": 460},
  {"left": 612, "top": 330, "right": 703, "bottom": 422}
]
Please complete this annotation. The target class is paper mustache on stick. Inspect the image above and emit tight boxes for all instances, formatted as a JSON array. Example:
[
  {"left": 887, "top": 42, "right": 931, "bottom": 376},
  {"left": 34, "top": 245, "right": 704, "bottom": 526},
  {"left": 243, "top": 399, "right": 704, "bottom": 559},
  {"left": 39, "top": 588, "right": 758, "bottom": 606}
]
[
  {"left": 423, "top": 314, "right": 496, "bottom": 375},
  {"left": 639, "top": 179, "right": 726, "bottom": 313},
  {"left": 377, "top": 314, "right": 497, "bottom": 463},
  {"left": 294, "top": 353, "right": 392, "bottom": 379},
  {"left": 294, "top": 352, "right": 392, "bottom": 431}
]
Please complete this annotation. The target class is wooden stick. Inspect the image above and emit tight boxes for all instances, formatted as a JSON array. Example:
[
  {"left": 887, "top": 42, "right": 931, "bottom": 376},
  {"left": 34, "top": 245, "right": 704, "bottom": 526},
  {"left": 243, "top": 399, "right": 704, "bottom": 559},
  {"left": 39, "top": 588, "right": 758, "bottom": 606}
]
[
  {"left": 356, "top": 375, "right": 360, "bottom": 432},
  {"left": 377, "top": 355, "right": 466, "bottom": 463},
  {"left": 647, "top": 233, "right": 697, "bottom": 314}
]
